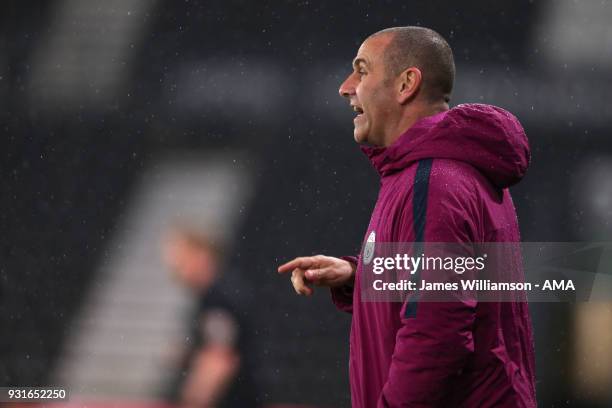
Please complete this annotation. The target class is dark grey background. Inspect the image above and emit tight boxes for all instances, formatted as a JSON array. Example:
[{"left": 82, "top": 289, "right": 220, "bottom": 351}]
[{"left": 2, "top": 1, "right": 611, "bottom": 407}]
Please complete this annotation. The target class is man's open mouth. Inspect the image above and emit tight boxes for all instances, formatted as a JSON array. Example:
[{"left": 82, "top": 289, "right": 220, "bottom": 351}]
[{"left": 352, "top": 105, "right": 364, "bottom": 117}]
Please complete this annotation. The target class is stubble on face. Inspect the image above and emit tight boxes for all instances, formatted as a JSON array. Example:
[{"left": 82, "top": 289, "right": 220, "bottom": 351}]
[{"left": 348, "top": 34, "right": 397, "bottom": 146}]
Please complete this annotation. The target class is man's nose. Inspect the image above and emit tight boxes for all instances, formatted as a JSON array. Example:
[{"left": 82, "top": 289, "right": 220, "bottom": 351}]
[{"left": 338, "top": 74, "right": 356, "bottom": 98}]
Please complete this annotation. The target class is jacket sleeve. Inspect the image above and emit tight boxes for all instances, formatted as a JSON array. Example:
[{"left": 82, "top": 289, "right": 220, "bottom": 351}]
[
  {"left": 378, "top": 167, "right": 480, "bottom": 407},
  {"left": 330, "top": 255, "right": 358, "bottom": 314}
]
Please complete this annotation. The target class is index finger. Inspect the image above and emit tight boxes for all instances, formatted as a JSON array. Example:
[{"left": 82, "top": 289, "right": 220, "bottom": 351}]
[{"left": 277, "top": 256, "right": 316, "bottom": 274}]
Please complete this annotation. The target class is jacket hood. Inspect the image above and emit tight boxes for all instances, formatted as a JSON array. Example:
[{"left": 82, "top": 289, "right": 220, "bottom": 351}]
[{"left": 361, "top": 103, "right": 530, "bottom": 188}]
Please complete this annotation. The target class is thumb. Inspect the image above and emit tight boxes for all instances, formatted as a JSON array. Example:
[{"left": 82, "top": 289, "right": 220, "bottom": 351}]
[{"left": 305, "top": 268, "right": 328, "bottom": 281}]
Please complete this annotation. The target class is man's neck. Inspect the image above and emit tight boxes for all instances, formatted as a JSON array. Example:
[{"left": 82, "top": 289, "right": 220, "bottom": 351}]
[{"left": 382, "top": 101, "right": 449, "bottom": 147}]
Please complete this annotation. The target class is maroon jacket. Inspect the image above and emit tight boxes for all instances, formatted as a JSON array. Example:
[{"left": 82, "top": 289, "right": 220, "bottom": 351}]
[{"left": 331, "top": 104, "right": 536, "bottom": 407}]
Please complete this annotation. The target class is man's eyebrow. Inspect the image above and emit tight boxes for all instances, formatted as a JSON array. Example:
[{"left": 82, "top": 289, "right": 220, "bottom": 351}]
[{"left": 352, "top": 57, "right": 368, "bottom": 69}]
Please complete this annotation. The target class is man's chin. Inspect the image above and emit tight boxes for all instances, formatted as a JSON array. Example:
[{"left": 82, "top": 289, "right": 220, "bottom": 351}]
[{"left": 353, "top": 129, "right": 369, "bottom": 144}]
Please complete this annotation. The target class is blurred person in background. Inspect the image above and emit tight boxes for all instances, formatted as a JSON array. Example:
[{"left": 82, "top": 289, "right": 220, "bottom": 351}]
[
  {"left": 279, "top": 26, "right": 536, "bottom": 407},
  {"left": 163, "top": 225, "right": 257, "bottom": 408}
]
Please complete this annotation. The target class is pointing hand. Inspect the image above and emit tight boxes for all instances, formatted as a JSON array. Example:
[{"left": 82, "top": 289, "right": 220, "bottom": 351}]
[{"left": 277, "top": 255, "right": 356, "bottom": 296}]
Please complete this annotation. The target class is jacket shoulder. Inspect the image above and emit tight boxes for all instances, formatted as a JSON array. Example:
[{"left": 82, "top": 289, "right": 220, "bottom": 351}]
[
  {"left": 428, "top": 159, "right": 485, "bottom": 196},
  {"left": 424, "top": 159, "right": 486, "bottom": 242}
]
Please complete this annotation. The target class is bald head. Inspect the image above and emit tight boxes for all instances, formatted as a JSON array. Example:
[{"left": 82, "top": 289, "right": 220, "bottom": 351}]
[{"left": 371, "top": 26, "right": 455, "bottom": 103}]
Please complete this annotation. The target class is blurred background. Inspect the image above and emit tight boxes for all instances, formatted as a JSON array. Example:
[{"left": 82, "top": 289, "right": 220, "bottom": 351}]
[{"left": 2, "top": 0, "right": 612, "bottom": 407}]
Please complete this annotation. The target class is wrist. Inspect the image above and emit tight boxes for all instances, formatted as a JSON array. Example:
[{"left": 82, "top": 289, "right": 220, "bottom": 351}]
[{"left": 346, "top": 260, "right": 356, "bottom": 287}]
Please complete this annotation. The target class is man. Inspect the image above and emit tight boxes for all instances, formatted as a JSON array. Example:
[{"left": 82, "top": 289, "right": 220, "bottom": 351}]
[
  {"left": 278, "top": 27, "right": 536, "bottom": 407},
  {"left": 163, "top": 226, "right": 258, "bottom": 407}
]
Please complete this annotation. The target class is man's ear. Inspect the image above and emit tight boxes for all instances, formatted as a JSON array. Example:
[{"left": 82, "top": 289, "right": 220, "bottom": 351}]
[{"left": 397, "top": 67, "right": 422, "bottom": 104}]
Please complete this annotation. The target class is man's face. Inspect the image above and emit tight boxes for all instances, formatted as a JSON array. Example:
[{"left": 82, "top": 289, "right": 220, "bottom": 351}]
[
  {"left": 163, "top": 233, "right": 217, "bottom": 291},
  {"left": 339, "top": 34, "right": 397, "bottom": 146}
]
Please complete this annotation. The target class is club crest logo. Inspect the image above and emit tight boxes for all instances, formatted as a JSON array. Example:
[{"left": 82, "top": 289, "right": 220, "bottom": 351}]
[{"left": 363, "top": 230, "right": 376, "bottom": 265}]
